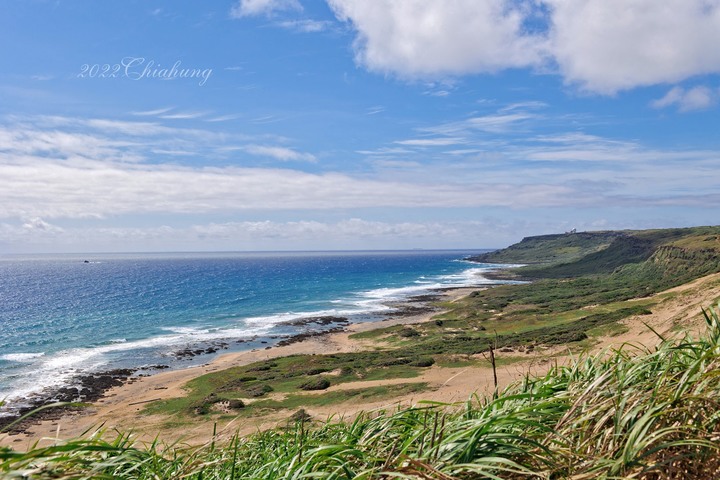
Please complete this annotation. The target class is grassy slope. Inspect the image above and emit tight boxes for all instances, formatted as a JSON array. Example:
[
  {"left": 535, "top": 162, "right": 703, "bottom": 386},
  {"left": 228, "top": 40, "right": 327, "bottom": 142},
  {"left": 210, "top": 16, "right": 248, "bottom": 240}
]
[
  {"left": 3, "top": 305, "right": 720, "bottom": 479},
  {"left": 467, "top": 230, "right": 625, "bottom": 265}
]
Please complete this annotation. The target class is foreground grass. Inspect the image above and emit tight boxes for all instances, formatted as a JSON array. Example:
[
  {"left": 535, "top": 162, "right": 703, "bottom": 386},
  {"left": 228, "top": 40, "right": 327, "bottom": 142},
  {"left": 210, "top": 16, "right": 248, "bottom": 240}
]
[{"left": 3, "top": 304, "right": 720, "bottom": 479}]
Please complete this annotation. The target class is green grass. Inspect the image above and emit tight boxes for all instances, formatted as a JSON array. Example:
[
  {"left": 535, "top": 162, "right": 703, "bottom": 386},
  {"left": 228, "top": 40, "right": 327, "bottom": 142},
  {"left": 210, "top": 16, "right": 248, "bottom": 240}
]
[
  {"left": 142, "top": 352, "right": 433, "bottom": 417},
  {"left": 4, "top": 304, "right": 720, "bottom": 479},
  {"left": 246, "top": 383, "right": 431, "bottom": 412}
]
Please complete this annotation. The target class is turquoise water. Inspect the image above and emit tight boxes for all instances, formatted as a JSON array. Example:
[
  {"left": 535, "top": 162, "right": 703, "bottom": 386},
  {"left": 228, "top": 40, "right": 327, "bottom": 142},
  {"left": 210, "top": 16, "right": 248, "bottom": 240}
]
[{"left": 0, "top": 250, "right": 501, "bottom": 411}]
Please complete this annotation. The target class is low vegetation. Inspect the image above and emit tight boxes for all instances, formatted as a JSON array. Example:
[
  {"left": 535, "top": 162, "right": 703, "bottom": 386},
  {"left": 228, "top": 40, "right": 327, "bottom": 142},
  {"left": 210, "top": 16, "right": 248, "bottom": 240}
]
[
  {"left": 140, "top": 227, "right": 720, "bottom": 419},
  {"left": 3, "top": 226, "right": 720, "bottom": 478},
  {"left": 3, "top": 304, "right": 720, "bottom": 479}
]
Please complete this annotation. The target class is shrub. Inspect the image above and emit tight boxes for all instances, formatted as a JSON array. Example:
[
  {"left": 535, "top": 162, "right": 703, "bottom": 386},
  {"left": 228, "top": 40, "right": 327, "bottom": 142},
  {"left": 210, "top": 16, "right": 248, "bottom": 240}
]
[
  {"left": 398, "top": 328, "right": 420, "bottom": 338},
  {"left": 378, "top": 357, "right": 412, "bottom": 366},
  {"left": 245, "top": 384, "right": 273, "bottom": 397},
  {"left": 289, "top": 408, "right": 312, "bottom": 423},
  {"left": 410, "top": 357, "right": 435, "bottom": 367},
  {"left": 299, "top": 377, "right": 330, "bottom": 391}
]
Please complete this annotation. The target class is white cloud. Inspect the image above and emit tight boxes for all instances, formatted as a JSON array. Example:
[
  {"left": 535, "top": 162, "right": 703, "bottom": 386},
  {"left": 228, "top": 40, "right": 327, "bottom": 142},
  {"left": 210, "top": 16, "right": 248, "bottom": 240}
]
[
  {"left": 548, "top": 0, "right": 720, "bottom": 93},
  {"left": 22, "top": 217, "right": 63, "bottom": 233},
  {"left": 651, "top": 85, "right": 719, "bottom": 112},
  {"left": 0, "top": 218, "right": 514, "bottom": 252},
  {"left": 191, "top": 218, "right": 449, "bottom": 240},
  {"left": 423, "top": 112, "right": 537, "bottom": 136},
  {"left": 275, "top": 19, "right": 333, "bottom": 32},
  {"left": 328, "top": 0, "right": 720, "bottom": 94},
  {"left": 0, "top": 156, "right": 583, "bottom": 219},
  {"left": 2, "top": 113, "right": 718, "bottom": 232},
  {"left": 242, "top": 144, "right": 317, "bottom": 162},
  {"left": 131, "top": 107, "right": 175, "bottom": 116},
  {"left": 204, "top": 114, "right": 243, "bottom": 122},
  {"left": 394, "top": 137, "right": 465, "bottom": 147},
  {"left": 0, "top": 116, "right": 577, "bottom": 219},
  {"left": 159, "top": 111, "right": 209, "bottom": 120},
  {"left": 230, "top": 0, "right": 301, "bottom": 18},
  {"left": 327, "top": 0, "right": 547, "bottom": 77}
]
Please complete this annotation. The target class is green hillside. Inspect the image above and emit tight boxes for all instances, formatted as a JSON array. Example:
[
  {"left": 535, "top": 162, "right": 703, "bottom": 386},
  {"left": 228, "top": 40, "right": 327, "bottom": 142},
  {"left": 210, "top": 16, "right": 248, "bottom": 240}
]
[
  {"left": 468, "top": 230, "right": 624, "bottom": 265},
  {"left": 473, "top": 225, "right": 720, "bottom": 281},
  {"left": 440, "top": 226, "right": 720, "bottom": 325}
]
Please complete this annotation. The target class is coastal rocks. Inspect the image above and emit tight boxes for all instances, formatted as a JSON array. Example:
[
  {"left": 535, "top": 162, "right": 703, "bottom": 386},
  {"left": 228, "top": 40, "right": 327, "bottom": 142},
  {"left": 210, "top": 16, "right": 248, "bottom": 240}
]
[
  {"left": 387, "top": 304, "right": 439, "bottom": 317},
  {"left": 172, "top": 341, "right": 229, "bottom": 360},
  {"left": 284, "top": 316, "right": 350, "bottom": 327},
  {"left": 0, "top": 368, "right": 137, "bottom": 435},
  {"left": 275, "top": 326, "right": 345, "bottom": 347}
]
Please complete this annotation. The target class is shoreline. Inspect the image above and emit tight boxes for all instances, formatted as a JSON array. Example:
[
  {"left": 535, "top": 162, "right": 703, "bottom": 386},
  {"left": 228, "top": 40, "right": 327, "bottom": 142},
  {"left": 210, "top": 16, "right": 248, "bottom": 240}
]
[
  {"left": 3, "top": 268, "right": 718, "bottom": 449},
  {"left": 0, "top": 286, "right": 478, "bottom": 445}
]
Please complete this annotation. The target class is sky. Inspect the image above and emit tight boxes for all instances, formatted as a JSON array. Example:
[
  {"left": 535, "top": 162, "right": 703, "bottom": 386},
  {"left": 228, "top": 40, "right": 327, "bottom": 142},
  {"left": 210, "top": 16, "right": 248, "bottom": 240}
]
[{"left": 0, "top": 0, "right": 719, "bottom": 253}]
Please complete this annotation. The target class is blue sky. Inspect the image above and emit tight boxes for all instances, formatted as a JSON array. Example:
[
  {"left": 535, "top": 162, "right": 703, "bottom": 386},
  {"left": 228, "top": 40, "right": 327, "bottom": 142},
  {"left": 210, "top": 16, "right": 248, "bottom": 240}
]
[{"left": 1, "top": 0, "right": 719, "bottom": 253}]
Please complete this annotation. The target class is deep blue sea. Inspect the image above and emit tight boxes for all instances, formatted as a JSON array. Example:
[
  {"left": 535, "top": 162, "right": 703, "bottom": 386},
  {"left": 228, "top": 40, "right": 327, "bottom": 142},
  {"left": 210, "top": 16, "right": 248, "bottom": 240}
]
[{"left": 0, "top": 250, "right": 501, "bottom": 414}]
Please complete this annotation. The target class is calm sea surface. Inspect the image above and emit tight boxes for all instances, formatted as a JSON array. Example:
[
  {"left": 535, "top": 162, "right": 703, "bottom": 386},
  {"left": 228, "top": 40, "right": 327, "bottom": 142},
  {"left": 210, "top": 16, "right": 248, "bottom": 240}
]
[{"left": 0, "top": 250, "right": 501, "bottom": 412}]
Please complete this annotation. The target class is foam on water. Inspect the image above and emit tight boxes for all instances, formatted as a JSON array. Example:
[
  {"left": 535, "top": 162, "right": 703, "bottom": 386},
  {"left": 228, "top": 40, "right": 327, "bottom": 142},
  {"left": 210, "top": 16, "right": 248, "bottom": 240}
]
[
  {"left": 0, "top": 352, "right": 45, "bottom": 362},
  {"left": 0, "top": 251, "right": 503, "bottom": 412},
  {"left": 0, "top": 322, "right": 274, "bottom": 408}
]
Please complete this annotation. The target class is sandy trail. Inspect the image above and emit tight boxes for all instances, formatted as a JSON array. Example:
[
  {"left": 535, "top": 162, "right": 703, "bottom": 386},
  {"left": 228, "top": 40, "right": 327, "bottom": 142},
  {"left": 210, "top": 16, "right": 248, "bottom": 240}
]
[{"left": 3, "top": 277, "right": 719, "bottom": 450}]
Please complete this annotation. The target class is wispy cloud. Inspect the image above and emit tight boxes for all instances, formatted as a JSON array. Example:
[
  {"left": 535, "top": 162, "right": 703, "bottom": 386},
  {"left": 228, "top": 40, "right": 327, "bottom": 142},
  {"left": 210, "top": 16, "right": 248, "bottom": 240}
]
[
  {"left": 356, "top": 147, "right": 414, "bottom": 156},
  {"left": 275, "top": 19, "right": 333, "bottom": 33},
  {"left": 230, "top": 0, "right": 301, "bottom": 18},
  {"left": 251, "top": 114, "right": 282, "bottom": 124},
  {"left": 241, "top": 144, "right": 317, "bottom": 162},
  {"left": 159, "top": 111, "right": 210, "bottom": 120},
  {"left": 423, "top": 89, "right": 450, "bottom": 97},
  {"left": 366, "top": 106, "right": 385, "bottom": 115},
  {"left": 204, "top": 114, "right": 243, "bottom": 122},
  {"left": 651, "top": 85, "right": 719, "bottom": 112},
  {"left": 1, "top": 113, "right": 719, "bottom": 231},
  {"left": 131, "top": 107, "right": 175, "bottom": 116},
  {"left": 499, "top": 101, "right": 548, "bottom": 112},
  {"left": 422, "top": 112, "right": 538, "bottom": 136},
  {"left": 394, "top": 137, "right": 465, "bottom": 147}
]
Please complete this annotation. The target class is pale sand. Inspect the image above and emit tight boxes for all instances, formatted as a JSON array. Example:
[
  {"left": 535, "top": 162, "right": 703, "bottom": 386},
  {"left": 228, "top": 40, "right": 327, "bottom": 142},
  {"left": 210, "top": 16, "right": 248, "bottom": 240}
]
[{"left": 3, "top": 276, "right": 720, "bottom": 450}]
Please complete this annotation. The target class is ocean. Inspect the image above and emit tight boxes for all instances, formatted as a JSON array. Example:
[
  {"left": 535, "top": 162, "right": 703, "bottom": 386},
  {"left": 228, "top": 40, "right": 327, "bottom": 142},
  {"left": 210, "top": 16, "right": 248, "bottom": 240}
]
[{"left": 0, "top": 250, "right": 502, "bottom": 415}]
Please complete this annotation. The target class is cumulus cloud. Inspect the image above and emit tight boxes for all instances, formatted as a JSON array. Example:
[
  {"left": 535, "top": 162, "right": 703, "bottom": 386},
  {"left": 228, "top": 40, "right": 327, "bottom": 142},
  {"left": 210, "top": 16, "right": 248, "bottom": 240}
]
[
  {"left": 230, "top": 0, "right": 301, "bottom": 18},
  {"left": 327, "top": 0, "right": 547, "bottom": 77},
  {"left": 22, "top": 217, "right": 63, "bottom": 233},
  {"left": 548, "top": 0, "right": 720, "bottom": 93},
  {"left": 327, "top": 0, "right": 720, "bottom": 94},
  {"left": 651, "top": 86, "right": 719, "bottom": 112}
]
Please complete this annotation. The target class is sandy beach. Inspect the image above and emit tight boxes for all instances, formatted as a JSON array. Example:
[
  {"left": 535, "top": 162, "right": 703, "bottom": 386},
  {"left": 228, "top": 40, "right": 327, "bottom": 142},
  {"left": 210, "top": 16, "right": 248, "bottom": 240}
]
[{"left": 3, "top": 274, "right": 718, "bottom": 450}]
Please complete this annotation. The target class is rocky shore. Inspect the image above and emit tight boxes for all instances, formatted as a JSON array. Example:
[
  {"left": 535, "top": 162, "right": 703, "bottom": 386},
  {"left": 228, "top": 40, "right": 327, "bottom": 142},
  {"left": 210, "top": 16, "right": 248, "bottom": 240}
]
[{"left": 0, "top": 293, "right": 445, "bottom": 436}]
